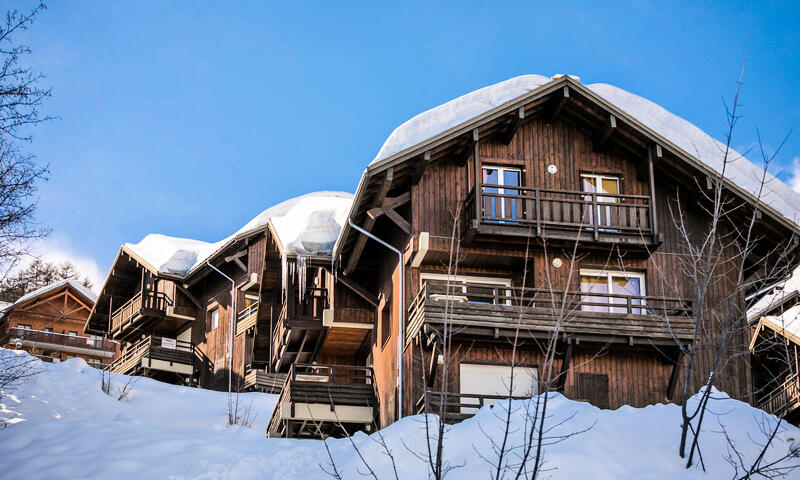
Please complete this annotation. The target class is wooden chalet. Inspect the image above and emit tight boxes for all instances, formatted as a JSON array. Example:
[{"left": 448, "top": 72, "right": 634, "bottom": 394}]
[
  {"left": 1, "top": 280, "right": 117, "bottom": 366},
  {"left": 332, "top": 74, "right": 800, "bottom": 427},
  {"left": 87, "top": 192, "right": 378, "bottom": 438},
  {"left": 85, "top": 245, "right": 201, "bottom": 384},
  {"left": 748, "top": 268, "right": 800, "bottom": 424}
]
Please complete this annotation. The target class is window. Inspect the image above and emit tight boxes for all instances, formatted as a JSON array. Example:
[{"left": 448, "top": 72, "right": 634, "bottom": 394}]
[
  {"left": 421, "top": 273, "right": 512, "bottom": 305},
  {"left": 482, "top": 166, "right": 522, "bottom": 221},
  {"left": 17, "top": 324, "right": 31, "bottom": 330},
  {"left": 68, "top": 331, "right": 78, "bottom": 337},
  {"left": 44, "top": 327, "right": 53, "bottom": 333},
  {"left": 459, "top": 363, "right": 539, "bottom": 414},
  {"left": 581, "top": 173, "right": 620, "bottom": 228},
  {"left": 208, "top": 307, "right": 219, "bottom": 332},
  {"left": 89, "top": 335, "right": 102, "bottom": 347},
  {"left": 380, "top": 295, "right": 392, "bottom": 349},
  {"left": 580, "top": 269, "right": 645, "bottom": 314}
]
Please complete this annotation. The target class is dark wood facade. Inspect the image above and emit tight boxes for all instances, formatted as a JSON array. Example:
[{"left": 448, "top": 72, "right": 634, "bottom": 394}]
[
  {"left": 1, "top": 282, "right": 117, "bottom": 366},
  {"left": 334, "top": 76, "right": 796, "bottom": 428}
]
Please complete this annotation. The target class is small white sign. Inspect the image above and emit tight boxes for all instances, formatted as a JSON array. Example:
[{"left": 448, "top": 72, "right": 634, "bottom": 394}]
[
  {"left": 547, "top": 164, "right": 558, "bottom": 175},
  {"left": 161, "top": 337, "right": 177, "bottom": 350}
]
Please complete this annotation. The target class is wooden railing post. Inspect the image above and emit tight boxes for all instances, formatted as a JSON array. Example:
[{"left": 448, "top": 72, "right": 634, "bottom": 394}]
[
  {"left": 591, "top": 191, "right": 599, "bottom": 240},
  {"left": 534, "top": 187, "right": 541, "bottom": 236}
]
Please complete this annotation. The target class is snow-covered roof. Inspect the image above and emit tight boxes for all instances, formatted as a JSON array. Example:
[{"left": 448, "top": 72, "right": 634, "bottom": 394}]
[
  {"left": 8, "top": 279, "right": 97, "bottom": 310},
  {"left": 124, "top": 191, "right": 354, "bottom": 277},
  {"left": 760, "top": 304, "right": 800, "bottom": 344},
  {"left": 747, "top": 267, "right": 800, "bottom": 322},
  {"left": 369, "top": 74, "right": 800, "bottom": 227}
]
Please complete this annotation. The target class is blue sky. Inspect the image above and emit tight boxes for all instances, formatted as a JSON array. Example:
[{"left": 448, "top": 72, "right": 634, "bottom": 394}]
[{"left": 8, "top": 0, "right": 800, "bottom": 287}]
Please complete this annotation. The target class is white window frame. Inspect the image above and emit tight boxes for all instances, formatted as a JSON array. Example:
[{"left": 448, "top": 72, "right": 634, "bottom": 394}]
[
  {"left": 209, "top": 307, "right": 219, "bottom": 331},
  {"left": 482, "top": 165, "right": 522, "bottom": 220},
  {"left": 580, "top": 173, "right": 621, "bottom": 228},
  {"left": 579, "top": 269, "right": 646, "bottom": 314},
  {"left": 420, "top": 272, "right": 512, "bottom": 305}
]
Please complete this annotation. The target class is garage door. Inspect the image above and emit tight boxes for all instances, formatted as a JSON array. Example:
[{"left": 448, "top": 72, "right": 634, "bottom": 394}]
[{"left": 459, "top": 363, "right": 538, "bottom": 414}]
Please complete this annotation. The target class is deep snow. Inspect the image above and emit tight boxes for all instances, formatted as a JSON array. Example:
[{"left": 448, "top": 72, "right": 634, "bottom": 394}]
[{"left": 1, "top": 349, "right": 800, "bottom": 479}]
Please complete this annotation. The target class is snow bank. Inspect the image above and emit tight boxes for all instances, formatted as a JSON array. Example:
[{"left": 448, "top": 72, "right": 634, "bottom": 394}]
[
  {"left": 370, "top": 75, "right": 800, "bottom": 226},
  {"left": 2, "top": 348, "right": 799, "bottom": 479},
  {"left": 124, "top": 191, "right": 353, "bottom": 276}
]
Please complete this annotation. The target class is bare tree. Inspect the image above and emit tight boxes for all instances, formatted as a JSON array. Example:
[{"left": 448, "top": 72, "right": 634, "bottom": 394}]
[
  {"left": 0, "top": 258, "right": 93, "bottom": 302},
  {"left": 644, "top": 67, "right": 797, "bottom": 470}
]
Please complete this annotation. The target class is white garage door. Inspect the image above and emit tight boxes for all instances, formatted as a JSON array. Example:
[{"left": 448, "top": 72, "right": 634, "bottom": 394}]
[{"left": 459, "top": 363, "right": 538, "bottom": 414}]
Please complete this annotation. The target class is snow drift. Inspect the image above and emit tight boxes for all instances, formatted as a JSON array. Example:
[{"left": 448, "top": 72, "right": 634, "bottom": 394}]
[{"left": 1, "top": 348, "right": 799, "bottom": 479}]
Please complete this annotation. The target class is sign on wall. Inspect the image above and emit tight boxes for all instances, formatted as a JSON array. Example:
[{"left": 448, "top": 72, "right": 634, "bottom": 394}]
[{"left": 161, "top": 337, "right": 177, "bottom": 350}]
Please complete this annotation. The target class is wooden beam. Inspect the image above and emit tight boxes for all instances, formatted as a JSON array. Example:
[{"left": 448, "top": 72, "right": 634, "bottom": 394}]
[
  {"left": 427, "top": 341, "right": 439, "bottom": 388},
  {"left": 367, "top": 192, "right": 411, "bottom": 220},
  {"left": 177, "top": 284, "right": 202, "bottom": 308},
  {"left": 456, "top": 128, "right": 479, "bottom": 166},
  {"left": 592, "top": 114, "right": 617, "bottom": 152},
  {"left": 637, "top": 143, "right": 663, "bottom": 180},
  {"left": 345, "top": 168, "right": 394, "bottom": 274},
  {"left": 336, "top": 274, "right": 379, "bottom": 308},
  {"left": 111, "top": 269, "right": 139, "bottom": 282},
  {"left": 667, "top": 351, "right": 684, "bottom": 400},
  {"left": 547, "top": 86, "right": 570, "bottom": 123},
  {"left": 383, "top": 206, "right": 411, "bottom": 234},
  {"left": 500, "top": 106, "right": 524, "bottom": 144},
  {"left": 412, "top": 151, "right": 431, "bottom": 185},
  {"left": 556, "top": 340, "right": 573, "bottom": 392}
]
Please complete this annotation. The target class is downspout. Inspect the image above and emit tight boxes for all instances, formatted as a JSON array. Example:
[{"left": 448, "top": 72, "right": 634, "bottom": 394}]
[
  {"left": 207, "top": 261, "right": 236, "bottom": 395},
  {"left": 347, "top": 218, "right": 405, "bottom": 420}
]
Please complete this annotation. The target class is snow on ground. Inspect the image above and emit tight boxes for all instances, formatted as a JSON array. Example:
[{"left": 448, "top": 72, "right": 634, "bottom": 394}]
[{"left": 1, "top": 348, "right": 800, "bottom": 479}]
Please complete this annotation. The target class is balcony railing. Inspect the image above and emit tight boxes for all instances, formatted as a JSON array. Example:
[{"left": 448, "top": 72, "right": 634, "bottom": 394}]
[
  {"left": 463, "top": 184, "right": 654, "bottom": 244},
  {"left": 6, "top": 327, "right": 117, "bottom": 358},
  {"left": 757, "top": 374, "right": 800, "bottom": 416},
  {"left": 107, "top": 335, "right": 194, "bottom": 376},
  {"left": 407, "top": 280, "right": 694, "bottom": 346},
  {"left": 236, "top": 300, "right": 260, "bottom": 336},
  {"left": 110, "top": 291, "right": 171, "bottom": 338},
  {"left": 270, "top": 287, "right": 329, "bottom": 371},
  {"left": 267, "top": 363, "right": 376, "bottom": 438},
  {"left": 416, "top": 391, "right": 530, "bottom": 424}
]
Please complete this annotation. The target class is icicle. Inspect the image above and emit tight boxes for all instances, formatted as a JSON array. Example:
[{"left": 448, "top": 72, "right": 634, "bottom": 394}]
[
  {"left": 281, "top": 252, "right": 288, "bottom": 302},
  {"left": 297, "top": 255, "right": 307, "bottom": 303}
]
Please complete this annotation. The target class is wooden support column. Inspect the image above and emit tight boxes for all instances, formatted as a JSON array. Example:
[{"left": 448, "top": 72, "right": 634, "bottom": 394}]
[
  {"left": 472, "top": 128, "right": 482, "bottom": 226},
  {"left": 345, "top": 168, "right": 394, "bottom": 274},
  {"left": 412, "top": 151, "right": 431, "bottom": 185},
  {"left": 548, "top": 86, "right": 570, "bottom": 123},
  {"left": 667, "top": 350, "right": 684, "bottom": 400},
  {"left": 501, "top": 107, "right": 524, "bottom": 144},
  {"left": 556, "top": 340, "right": 573, "bottom": 392},
  {"left": 592, "top": 114, "right": 617, "bottom": 152},
  {"left": 647, "top": 145, "right": 661, "bottom": 239}
]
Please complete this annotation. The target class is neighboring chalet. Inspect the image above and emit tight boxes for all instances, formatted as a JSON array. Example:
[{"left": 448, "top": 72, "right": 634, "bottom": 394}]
[
  {"left": 332, "top": 74, "right": 800, "bottom": 427},
  {"left": 749, "top": 267, "right": 800, "bottom": 424},
  {"left": 1, "top": 280, "right": 117, "bottom": 367},
  {"left": 85, "top": 192, "right": 378, "bottom": 437}
]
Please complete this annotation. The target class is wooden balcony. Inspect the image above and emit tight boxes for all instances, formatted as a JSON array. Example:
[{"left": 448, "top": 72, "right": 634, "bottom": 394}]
[
  {"left": 107, "top": 335, "right": 195, "bottom": 380},
  {"left": 416, "top": 391, "right": 529, "bottom": 424},
  {"left": 242, "top": 368, "right": 286, "bottom": 394},
  {"left": 462, "top": 184, "right": 657, "bottom": 247},
  {"left": 266, "top": 363, "right": 376, "bottom": 438},
  {"left": 270, "top": 287, "right": 329, "bottom": 371},
  {"left": 407, "top": 280, "right": 694, "bottom": 347},
  {"left": 110, "top": 291, "right": 171, "bottom": 341},
  {"left": 757, "top": 374, "right": 800, "bottom": 417},
  {"left": 235, "top": 300, "right": 259, "bottom": 336},
  {"left": 5, "top": 327, "right": 117, "bottom": 358}
]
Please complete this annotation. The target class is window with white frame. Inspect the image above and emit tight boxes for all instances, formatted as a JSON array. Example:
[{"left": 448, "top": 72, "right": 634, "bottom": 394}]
[
  {"left": 420, "top": 272, "right": 512, "bottom": 305},
  {"left": 208, "top": 307, "right": 219, "bottom": 332},
  {"left": 579, "top": 269, "right": 645, "bottom": 314},
  {"left": 482, "top": 166, "right": 522, "bottom": 221},
  {"left": 580, "top": 173, "right": 621, "bottom": 228}
]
